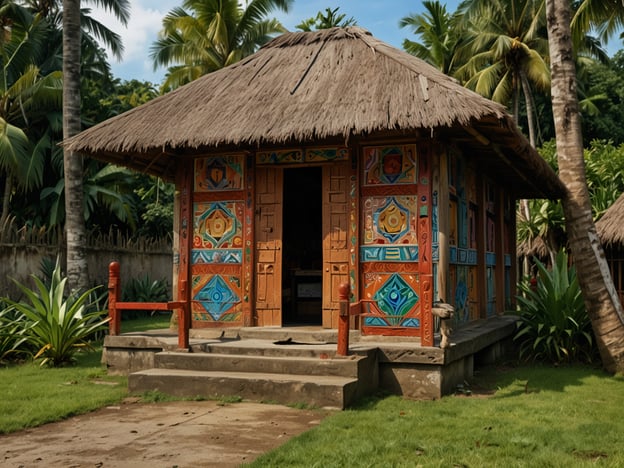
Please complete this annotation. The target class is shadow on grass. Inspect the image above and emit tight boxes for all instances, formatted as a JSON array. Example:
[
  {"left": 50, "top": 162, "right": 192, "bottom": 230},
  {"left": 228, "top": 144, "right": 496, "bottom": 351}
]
[{"left": 470, "top": 361, "right": 616, "bottom": 397}]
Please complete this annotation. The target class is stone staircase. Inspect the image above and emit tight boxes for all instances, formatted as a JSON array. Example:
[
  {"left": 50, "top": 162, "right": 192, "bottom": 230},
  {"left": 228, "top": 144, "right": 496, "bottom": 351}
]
[{"left": 128, "top": 329, "right": 379, "bottom": 409}]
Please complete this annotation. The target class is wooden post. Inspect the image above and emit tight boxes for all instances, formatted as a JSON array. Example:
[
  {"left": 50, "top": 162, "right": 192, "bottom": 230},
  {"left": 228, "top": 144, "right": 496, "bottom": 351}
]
[
  {"left": 107, "top": 261, "right": 121, "bottom": 336},
  {"left": 337, "top": 283, "right": 350, "bottom": 356},
  {"left": 437, "top": 148, "right": 450, "bottom": 303},
  {"left": 178, "top": 279, "right": 190, "bottom": 349}
]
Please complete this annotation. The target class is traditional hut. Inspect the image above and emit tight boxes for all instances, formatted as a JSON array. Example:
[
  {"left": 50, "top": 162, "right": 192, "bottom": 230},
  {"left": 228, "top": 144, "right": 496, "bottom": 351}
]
[
  {"left": 597, "top": 193, "right": 624, "bottom": 304},
  {"left": 65, "top": 27, "right": 564, "bottom": 347}
]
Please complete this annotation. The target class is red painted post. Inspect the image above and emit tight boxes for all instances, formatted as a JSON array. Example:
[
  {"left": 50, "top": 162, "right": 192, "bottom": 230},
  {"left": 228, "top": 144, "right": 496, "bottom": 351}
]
[
  {"left": 337, "top": 282, "right": 351, "bottom": 356},
  {"left": 178, "top": 279, "right": 190, "bottom": 350},
  {"left": 108, "top": 261, "right": 121, "bottom": 336}
]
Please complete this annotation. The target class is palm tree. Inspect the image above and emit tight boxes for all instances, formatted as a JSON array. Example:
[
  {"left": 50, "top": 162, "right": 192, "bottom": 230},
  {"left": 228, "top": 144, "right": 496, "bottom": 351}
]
[
  {"left": 60, "top": 0, "right": 129, "bottom": 292},
  {"left": 0, "top": 4, "right": 62, "bottom": 231},
  {"left": 295, "top": 7, "right": 356, "bottom": 31},
  {"left": 150, "top": 0, "right": 293, "bottom": 91},
  {"left": 456, "top": 0, "right": 550, "bottom": 147},
  {"left": 399, "top": 0, "right": 463, "bottom": 76},
  {"left": 545, "top": 0, "right": 624, "bottom": 373}
]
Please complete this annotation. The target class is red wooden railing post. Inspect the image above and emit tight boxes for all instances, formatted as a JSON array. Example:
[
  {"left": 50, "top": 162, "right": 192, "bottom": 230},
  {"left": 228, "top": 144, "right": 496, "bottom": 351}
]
[
  {"left": 337, "top": 282, "right": 351, "bottom": 356},
  {"left": 108, "top": 261, "right": 121, "bottom": 336},
  {"left": 178, "top": 279, "right": 190, "bottom": 350}
]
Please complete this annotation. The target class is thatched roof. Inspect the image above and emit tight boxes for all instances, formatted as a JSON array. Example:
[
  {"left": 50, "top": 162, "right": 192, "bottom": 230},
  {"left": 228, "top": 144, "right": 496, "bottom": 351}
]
[
  {"left": 597, "top": 193, "right": 624, "bottom": 246},
  {"left": 64, "top": 27, "right": 564, "bottom": 198}
]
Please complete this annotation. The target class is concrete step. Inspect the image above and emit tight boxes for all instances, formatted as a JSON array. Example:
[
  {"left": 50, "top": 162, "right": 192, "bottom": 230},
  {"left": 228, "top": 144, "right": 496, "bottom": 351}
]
[
  {"left": 129, "top": 368, "right": 358, "bottom": 409},
  {"left": 191, "top": 327, "right": 362, "bottom": 344},
  {"left": 199, "top": 338, "right": 361, "bottom": 358},
  {"left": 154, "top": 351, "right": 364, "bottom": 378}
]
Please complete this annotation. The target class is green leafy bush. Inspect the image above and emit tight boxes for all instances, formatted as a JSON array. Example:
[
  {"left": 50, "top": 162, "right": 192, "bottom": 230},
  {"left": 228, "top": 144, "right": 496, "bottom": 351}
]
[
  {"left": 514, "top": 250, "right": 595, "bottom": 364},
  {"left": 2, "top": 258, "right": 110, "bottom": 367},
  {"left": 121, "top": 274, "right": 169, "bottom": 318},
  {"left": 0, "top": 306, "right": 31, "bottom": 364}
]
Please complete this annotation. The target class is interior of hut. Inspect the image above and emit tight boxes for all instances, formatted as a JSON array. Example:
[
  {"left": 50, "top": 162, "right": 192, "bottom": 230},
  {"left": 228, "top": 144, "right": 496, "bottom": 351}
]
[{"left": 282, "top": 167, "right": 323, "bottom": 325}]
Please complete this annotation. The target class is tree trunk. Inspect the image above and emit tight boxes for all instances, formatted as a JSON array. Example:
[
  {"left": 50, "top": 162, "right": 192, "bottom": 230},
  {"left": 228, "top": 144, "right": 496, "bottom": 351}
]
[
  {"left": 63, "top": 0, "right": 89, "bottom": 292},
  {"left": 546, "top": 0, "right": 624, "bottom": 373}
]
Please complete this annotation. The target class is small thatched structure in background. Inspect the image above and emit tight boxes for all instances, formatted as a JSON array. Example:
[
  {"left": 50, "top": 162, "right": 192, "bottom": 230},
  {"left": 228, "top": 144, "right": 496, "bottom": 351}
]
[
  {"left": 597, "top": 193, "right": 624, "bottom": 303},
  {"left": 597, "top": 193, "right": 624, "bottom": 248}
]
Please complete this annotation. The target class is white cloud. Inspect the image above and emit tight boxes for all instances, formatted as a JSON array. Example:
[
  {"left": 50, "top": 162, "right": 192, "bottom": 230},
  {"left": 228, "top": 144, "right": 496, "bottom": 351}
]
[{"left": 90, "top": 0, "right": 179, "bottom": 82}]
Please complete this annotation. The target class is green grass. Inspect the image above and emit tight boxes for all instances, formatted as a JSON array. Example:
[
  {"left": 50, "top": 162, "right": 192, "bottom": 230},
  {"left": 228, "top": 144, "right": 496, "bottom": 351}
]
[
  {"left": 0, "top": 345, "right": 127, "bottom": 434},
  {"left": 250, "top": 364, "right": 624, "bottom": 467},
  {"left": 120, "top": 314, "right": 172, "bottom": 333}
]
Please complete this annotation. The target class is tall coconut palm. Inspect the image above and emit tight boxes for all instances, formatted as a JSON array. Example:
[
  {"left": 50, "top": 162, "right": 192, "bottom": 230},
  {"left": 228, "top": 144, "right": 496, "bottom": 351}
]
[
  {"left": 61, "top": 0, "right": 129, "bottom": 292},
  {"left": 399, "top": 0, "right": 463, "bottom": 76},
  {"left": 62, "top": 0, "right": 87, "bottom": 292},
  {"left": 545, "top": 0, "right": 624, "bottom": 373},
  {"left": 456, "top": 0, "right": 550, "bottom": 147},
  {"left": 150, "top": 0, "right": 293, "bottom": 91}
]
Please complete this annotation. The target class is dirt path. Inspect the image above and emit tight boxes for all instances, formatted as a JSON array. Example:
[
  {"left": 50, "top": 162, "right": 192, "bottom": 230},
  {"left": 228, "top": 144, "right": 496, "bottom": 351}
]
[{"left": 0, "top": 398, "right": 331, "bottom": 467}]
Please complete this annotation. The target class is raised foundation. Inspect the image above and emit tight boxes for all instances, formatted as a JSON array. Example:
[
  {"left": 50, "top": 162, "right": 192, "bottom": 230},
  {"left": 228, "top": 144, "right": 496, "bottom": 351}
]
[{"left": 102, "top": 316, "right": 517, "bottom": 401}]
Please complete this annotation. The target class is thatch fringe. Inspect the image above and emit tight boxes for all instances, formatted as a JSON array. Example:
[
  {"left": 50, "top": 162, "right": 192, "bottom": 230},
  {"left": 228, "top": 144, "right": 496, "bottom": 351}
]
[
  {"left": 63, "top": 27, "right": 564, "bottom": 199},
  {"left": 596, "top": 193, "right": 624, "bottom": 247}
]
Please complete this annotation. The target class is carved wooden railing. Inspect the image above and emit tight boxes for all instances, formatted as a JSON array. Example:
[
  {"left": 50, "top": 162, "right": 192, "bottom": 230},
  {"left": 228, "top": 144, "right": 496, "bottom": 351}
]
[{"left": 107, "top": 261, "right": 190, "bottom": 350}]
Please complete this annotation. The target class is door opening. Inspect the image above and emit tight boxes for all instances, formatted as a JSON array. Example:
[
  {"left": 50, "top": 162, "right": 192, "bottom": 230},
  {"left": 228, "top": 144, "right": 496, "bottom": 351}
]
[{"left": 282, "top": 167, "right": 323, "bottom": 325}]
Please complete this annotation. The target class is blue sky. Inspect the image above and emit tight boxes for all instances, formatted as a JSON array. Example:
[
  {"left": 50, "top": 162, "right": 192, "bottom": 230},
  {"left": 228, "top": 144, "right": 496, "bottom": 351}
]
[
  {"left": 92, "top": 0, "right": 623, "bottom": 85},
  {"left": 91, "top": 0, "right": 462, "bottom": 83}
]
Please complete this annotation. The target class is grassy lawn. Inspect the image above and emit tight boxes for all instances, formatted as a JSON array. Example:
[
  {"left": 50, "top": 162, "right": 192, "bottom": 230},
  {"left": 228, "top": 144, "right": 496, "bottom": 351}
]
[
  {"left": 0, "top": 315, "right": 170, "bottom": 434},
  {"left": 0, "top": 346, "right": 127, "bottom": 434},
  {"left": 250, "top": 364, "right": 624, "bottom": 467}
]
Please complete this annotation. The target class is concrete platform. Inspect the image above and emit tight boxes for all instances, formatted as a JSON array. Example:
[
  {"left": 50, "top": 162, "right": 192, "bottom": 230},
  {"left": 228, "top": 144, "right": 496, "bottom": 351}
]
[{"left": 103, "top": 315, "right": 518, "bottom": 405}]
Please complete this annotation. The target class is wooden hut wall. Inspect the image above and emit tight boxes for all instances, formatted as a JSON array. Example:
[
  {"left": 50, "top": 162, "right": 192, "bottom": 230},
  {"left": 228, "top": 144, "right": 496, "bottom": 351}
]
[
  {"left": 436, "top": 147, "right": 515, "bottom": 327},
  {"left": 358, "top": 142, "right": 432, "bottom": 339},
  {"left": 190, "top": 154, "right": 248, "bottom": 327}
]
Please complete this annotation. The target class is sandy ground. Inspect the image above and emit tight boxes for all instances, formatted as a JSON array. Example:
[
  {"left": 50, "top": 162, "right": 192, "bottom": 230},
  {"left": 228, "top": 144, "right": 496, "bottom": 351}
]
[{"left": 0, "top": 398, "right": 331, "bottom": 468}]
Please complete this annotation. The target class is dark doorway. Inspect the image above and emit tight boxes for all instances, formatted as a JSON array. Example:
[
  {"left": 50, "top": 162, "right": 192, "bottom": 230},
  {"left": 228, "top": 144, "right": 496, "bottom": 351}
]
[{"left": 282, "top": 167, "right": 323, "bottom": 325}]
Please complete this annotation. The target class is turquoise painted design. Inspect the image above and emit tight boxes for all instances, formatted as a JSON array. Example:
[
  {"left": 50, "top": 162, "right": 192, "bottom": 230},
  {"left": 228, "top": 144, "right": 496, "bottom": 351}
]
[
  {"left": 373, "top": 273, "right": 419, "bottom": 325},
  {"left": 360, "top": 246, "right": 418, "bottom": 262},
  {"left": 504, "top": 254, "right": 512, "bottom": 267},
  {"left": 256, "top": 149, "right": 303, "bottom": 164},
  {"left": 401, "top": 318, "right": 420, "bottom": 327},
  {"left": 449, "top": 247, "right": 477, "bottom": 265},
  {"left": 364, "top": 316, "right": 388, "bottom": 327},
  {"left": 455, "top": 279, "right": 469, "bottom": 323},
  {"left": 486, "top": 266, "right": 496, "bottom": 317},
  {"left": 486, "top": 252, "right": 496, "bottom": 266},
  {"left": 432, "top": 244, "right": 439, "bottom": 262},
  {"left": 306, "top": 148, "right": 349, "bottom": 162},
  {"left": 192, "top": 249, "right": 242, "bottom": 264},
  {"left": 194, "top": 275, "right": 240, "bottom": 321},
  {"left": 373, "top": 196, "right": 410, "bottom": 243}
]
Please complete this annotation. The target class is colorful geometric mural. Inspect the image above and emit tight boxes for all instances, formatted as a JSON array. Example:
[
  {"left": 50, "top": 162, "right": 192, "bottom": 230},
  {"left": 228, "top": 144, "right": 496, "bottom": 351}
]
[
  {"left": 193, "top": 201, "right": 243, "bottom": 250},
  {"left": 363, "top": 145, "right": 417, "bottom": 185},
  {"left": 256, "top": 149, "right": 303, "bottom": 164},
  {"left": 362, "top": 196, "right": 418, "bottom": 246},
  {"left": 256, "top": 147, "right": 350, "bottom": 164},
  {"left": 192, "top": 273, "right": 241, "bottom": 322},
  {"left": 195, "top": 155, "right": 244, "bottom": 191},
  {"left": 362, "top": 271, "right": 420, "bottom": 328},
  {"left": 306, "top": 147, "right": 349, "bottom": 162}
]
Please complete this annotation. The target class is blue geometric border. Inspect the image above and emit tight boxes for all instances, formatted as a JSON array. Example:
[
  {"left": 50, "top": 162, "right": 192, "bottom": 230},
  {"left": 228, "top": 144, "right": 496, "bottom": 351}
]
[
  {"left": 360, "top": 245, "right": 418, "bottom": 262},
  {"left": 192, "top": 249, "right": 243, "bottom": 264}
]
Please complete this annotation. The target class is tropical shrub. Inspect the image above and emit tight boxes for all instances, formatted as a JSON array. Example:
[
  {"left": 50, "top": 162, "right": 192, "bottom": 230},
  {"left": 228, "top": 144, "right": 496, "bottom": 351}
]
[
  {"left": 2, "top": 258, "right": 110, "bottom": 367},
  {"left": 121, "top": 274, "right": 169, "bottom": 318},
  {"left": 514, "top": 250, "right": 595, "bottom": 364},
  {"left": 0, "top": 306, "right": 31, "bottom": 364}
]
